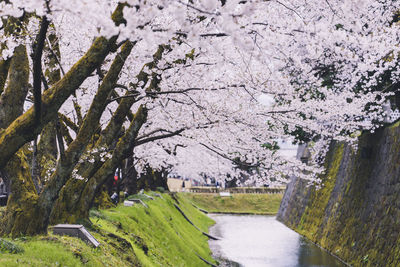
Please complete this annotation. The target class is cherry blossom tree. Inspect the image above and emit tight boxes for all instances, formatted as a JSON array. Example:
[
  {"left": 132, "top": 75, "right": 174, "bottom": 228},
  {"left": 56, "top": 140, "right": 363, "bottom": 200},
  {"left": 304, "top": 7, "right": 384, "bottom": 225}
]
[{"left": 0, "top": 0, "right": 399, "bottom": 236}]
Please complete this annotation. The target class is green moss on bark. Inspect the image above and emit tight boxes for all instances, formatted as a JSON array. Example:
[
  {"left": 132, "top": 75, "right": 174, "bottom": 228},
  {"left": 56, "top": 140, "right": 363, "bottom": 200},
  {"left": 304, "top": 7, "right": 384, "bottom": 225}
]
[
  {"left": 0, "top": 45, "right": 29, "bottom": 128},
  {"left": 0, "top": 35, "right": 116, "bottom": 170},
  {"left": 69, "top": 106, "right": 147, "bottom": 221},
  {"left": 0, "top": 147, "right": 39, "bottom": 237}
]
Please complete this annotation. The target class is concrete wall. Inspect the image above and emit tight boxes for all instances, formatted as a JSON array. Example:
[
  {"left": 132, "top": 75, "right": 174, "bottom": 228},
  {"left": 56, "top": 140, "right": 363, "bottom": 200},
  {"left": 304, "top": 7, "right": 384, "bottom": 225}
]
[
  {"left": 167, "top": 178, "right": 192, "bottom": 192},
  {"left": 277, "top": 121, "right": 400, "bottom": 266}
]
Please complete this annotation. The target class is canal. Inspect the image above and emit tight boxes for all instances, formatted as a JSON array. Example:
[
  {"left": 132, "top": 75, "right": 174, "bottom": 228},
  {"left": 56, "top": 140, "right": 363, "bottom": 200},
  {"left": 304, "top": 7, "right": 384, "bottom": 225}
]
[{"left": 208, "top": 214, "right": 346, "bottom": 267}]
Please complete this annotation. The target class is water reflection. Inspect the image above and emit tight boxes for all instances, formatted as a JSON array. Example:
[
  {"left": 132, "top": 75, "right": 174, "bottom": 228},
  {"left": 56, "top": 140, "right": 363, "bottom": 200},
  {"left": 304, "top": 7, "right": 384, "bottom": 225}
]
[{"left": 208, "top": 214, "right": 345, "bottom": 267}]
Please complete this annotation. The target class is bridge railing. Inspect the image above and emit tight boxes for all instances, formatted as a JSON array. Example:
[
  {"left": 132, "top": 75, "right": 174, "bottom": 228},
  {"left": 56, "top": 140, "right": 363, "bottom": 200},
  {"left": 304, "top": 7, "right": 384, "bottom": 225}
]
[{"left": 188, "top": 186, "right": 285, "bottom": 194}]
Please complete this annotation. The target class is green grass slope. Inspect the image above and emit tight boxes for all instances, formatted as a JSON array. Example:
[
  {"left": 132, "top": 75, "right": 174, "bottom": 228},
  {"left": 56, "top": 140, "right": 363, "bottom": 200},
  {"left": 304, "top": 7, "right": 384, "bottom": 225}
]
[
  {"left": 180, "top": 193, "right": 283, "bottom": 215},
  {"left": 0, "top": 193, "right": 216, "bottom": 267}
]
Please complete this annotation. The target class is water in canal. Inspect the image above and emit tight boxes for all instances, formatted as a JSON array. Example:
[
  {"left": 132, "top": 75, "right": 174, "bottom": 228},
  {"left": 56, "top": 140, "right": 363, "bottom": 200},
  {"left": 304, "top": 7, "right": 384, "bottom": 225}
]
[{"left": 208, "top": 214, "right": 346, "bottom": 267}]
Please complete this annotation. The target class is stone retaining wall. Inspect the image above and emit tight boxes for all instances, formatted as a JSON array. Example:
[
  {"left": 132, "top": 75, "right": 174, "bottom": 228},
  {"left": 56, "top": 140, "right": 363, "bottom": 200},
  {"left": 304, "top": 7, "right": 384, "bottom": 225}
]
[{"left": 277, "top": 122, "right": 400, "bottom": 266}]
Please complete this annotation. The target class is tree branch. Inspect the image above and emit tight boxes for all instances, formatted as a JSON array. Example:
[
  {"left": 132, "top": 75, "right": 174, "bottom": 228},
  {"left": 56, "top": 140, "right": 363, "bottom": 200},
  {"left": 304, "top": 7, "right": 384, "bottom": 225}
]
[
  {"left": 32, "top": 16, "right": 49, "bottom": 124},
  {"left": 256, "top": 109, "right": 297, "bottom": 116},
  {"left": 134, "top": 129, "right": 185, "bottom": 147},
  {"left": 58, "top": 113, "right": 79, "bottom": 133},
  {"left": 200, "top": 142, "right": 259, "bottom": 168}
]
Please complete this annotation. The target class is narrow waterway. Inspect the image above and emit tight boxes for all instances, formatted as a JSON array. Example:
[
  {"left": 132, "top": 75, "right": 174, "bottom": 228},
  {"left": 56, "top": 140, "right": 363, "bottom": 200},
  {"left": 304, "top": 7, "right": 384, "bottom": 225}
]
[{"left": 208, "top": 214, "right": 345, "bottom": 267}]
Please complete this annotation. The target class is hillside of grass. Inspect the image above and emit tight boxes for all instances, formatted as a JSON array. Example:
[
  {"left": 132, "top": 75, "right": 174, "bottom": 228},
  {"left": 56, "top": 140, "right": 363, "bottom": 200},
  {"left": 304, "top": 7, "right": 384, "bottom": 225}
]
[
  {"left": 181, "top": 193, "right": 283, "bottom": 215},
  {"left": 0, "top": 193, "right": 216, "bottom": 267}
]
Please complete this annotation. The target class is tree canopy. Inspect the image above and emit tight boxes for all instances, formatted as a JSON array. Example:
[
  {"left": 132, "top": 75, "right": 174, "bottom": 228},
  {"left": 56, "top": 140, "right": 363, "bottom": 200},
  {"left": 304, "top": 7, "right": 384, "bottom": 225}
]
[{"left": 0, "top": 0, "right": 399, "bottom": 235}]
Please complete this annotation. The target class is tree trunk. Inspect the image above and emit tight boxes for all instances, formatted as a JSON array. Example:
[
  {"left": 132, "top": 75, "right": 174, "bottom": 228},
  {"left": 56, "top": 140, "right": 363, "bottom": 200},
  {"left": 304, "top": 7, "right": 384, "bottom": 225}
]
[
  {"left": 121, "top": 156, "right": 139, "bottom": 195},
  {"left": 0, "top": 147, "right": 39, "bottom": 237},
  {"left": 0, "top": 4, "right": 130, "bottom": 237},
  {"left": 0, "top": 45, "right": 38, "bottom": 237},
  {"left": 0, "top": 36, "right": 115, "bottom": 169},
  {"left": 137, "top": 166, "right": 169, "bottom": 192},
  {"left": 20, "top": 42, "right": 134, "bottom": 233},
  {"left": 50, "top": 44, "right": 169, "bottom": 223},
  {"left": 0, "top": 45, "right": 29, "bottom": 127},
  {"left": 50, "top": 106, "right": 147, "bottom": 222},
  {"left": 35, "top": 24, "right": 63, "bottom": 190}
]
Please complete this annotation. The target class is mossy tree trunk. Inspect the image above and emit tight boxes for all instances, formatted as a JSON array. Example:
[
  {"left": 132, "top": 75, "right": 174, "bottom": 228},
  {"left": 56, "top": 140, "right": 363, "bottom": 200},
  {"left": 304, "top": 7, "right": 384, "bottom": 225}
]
[
  {"left": 0, "top": 147, "right": 39, "bottom": 236},
  {"left": 0, "top": 35, "right": 116, "bottom": 170},
  {"left": 0, "top": 4, "right": 137, "bottom": 237},
  {"left": 69, "top": 106, "right": 147, "bottom": 221},
  {"left": 34, "top": 23, "right": 62, "bottom": 191},
  {"left": 17, "top": 41, "right": 134, "bottom": 234},
  {"left": 0, "top": 36, "right": 118, "bottom": 236},
  {"left": 0, "top": 45, "right": 29, "bottom": 127},
  {"left": 50, "top": 45, "right": 169, "bottom": 223},
  {"left": 0, "top": 4, "right": 129, "bottom": 169},
  {"left": 0, "top": 44, "right": 40, "bottom": 237},
  {"left": 0, "top": 5, "right": 181, "bottom": 236}
]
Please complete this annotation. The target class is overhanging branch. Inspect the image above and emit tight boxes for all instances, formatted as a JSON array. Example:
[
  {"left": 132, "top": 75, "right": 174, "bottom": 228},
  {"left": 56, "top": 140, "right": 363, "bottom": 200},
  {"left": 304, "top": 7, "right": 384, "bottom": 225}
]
[{"left": 134, "top": 128, "right": 185, "bottom": 147}]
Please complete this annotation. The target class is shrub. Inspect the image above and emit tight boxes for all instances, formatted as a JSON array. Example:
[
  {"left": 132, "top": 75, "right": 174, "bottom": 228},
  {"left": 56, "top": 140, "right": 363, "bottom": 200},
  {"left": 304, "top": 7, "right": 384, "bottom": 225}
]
[
  {"left": 156, "top": 187, "right": 165, "bottom": 193},
  {"left": 0, "top": 238, "right": 24, "bottom": 254}
]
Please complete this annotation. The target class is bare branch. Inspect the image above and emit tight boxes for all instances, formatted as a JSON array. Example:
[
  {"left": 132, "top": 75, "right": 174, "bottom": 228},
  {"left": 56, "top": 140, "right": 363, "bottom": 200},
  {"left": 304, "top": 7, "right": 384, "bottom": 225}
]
[
  {"left": 177, "top": 0, "right": 220, "bottom": 16},
  {"left": 275, "top": 1, "right": 304, "bottom": 21},
  {"left": 199, "top": 142, "right": 259, "bottom": 168},
  {"left": 45, "top": 37, "right": 66, "bottom": 76},
  {"left": 134, "top": 128, "right": 185, "bottom": 147}
]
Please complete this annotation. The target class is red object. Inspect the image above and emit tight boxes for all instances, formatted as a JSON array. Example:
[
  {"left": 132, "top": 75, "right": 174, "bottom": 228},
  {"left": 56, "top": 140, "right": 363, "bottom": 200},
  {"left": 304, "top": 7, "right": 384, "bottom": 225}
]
[{"left": 114, "top": 175, "right": 118, "bottom": 181}]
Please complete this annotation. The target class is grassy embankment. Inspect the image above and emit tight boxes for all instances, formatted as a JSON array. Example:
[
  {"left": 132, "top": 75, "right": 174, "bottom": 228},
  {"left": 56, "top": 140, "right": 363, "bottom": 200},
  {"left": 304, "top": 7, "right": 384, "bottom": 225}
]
[
  {"left": 0, "top": 193, "right": 216, "bottom": 267},
  {"left": 180, "top": 193, "right": 283, "bottom": 215}
]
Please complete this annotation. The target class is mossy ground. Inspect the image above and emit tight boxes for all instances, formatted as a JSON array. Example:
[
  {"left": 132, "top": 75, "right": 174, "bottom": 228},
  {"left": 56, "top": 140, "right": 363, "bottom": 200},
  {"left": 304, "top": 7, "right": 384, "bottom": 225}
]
[
  {"left": 0, "top": 192, "right": 216, "bottom": 266},
  {"left": 180, "top": 192, "right": 283, "bottom": 215}
]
